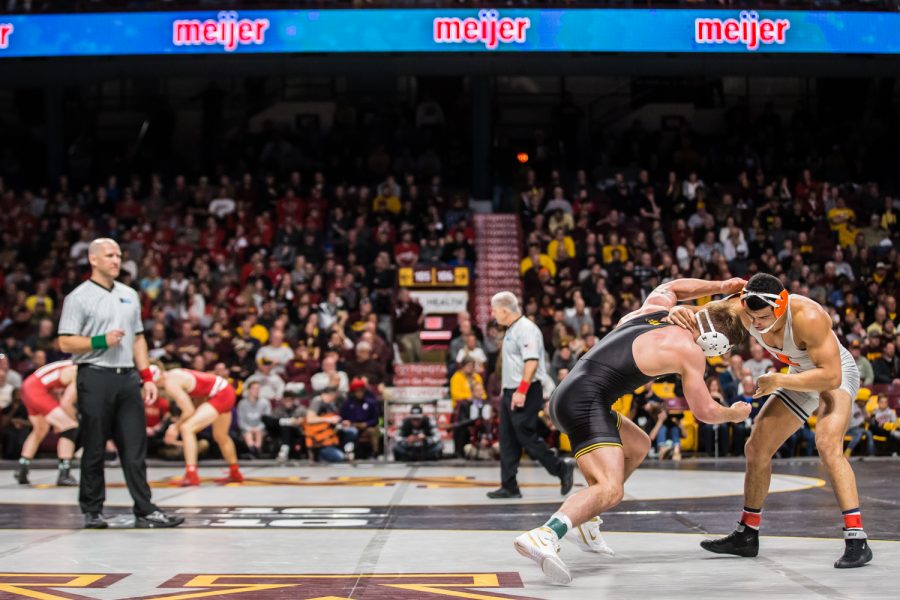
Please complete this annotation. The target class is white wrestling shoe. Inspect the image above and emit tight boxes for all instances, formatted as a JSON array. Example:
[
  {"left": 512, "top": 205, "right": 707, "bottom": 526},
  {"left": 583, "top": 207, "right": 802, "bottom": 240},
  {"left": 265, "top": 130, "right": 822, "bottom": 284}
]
[
  {"left": 569, "top": 517, "right": 615, "bottom": 556},
  {"left": 514, "top": 526, "right": 572, "bottom": 585}
]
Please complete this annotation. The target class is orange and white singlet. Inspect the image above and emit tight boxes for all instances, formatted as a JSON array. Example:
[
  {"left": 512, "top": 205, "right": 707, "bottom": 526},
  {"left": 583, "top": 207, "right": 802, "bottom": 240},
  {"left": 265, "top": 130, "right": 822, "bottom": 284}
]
[{"left": 744, "top": 295, "right": 859, "bottom": 420}]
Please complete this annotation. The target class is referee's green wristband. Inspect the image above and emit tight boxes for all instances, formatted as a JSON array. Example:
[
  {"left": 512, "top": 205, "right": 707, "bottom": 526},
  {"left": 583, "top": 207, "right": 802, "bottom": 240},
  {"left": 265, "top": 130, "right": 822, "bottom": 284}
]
[{"left": 90, "top": 335, "right": 108, "bottom": 350}]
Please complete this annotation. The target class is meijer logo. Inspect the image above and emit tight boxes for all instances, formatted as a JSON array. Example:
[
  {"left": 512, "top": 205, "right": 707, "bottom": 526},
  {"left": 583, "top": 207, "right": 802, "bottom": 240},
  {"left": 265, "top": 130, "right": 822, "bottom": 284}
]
[
  {"left": 173, "top": 11, "right": 270, "bottom": 52},
  {"left": 434, "top": 9, "right": 530, "bottom": 50},
  {"left": 695, "top": 11, "right": 790, "bottom": 51}
]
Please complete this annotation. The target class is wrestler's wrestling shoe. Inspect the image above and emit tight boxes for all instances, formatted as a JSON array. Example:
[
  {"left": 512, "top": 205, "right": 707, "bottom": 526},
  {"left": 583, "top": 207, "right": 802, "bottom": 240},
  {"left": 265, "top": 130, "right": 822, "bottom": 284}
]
[
  {"left": 569, "top": 517, "right": 615, "bottom": 556},
  {"left": 834, "top": 530, "right": 873, "bottom": 568},
  {"left": 179, "top": 469, "right": 201, "bottom": 487},
  {"left": 700, "top": 523, "right": 759, "bottom": 557},
  {"left": 514, "top": 526, "right": 572, "bottom": 585},
  {"left": 56, "top": 469, "right": 78, "bottom": 487},
  {"left": 215, "top": 465, "right": 245, "bottom": 485},
  {"left": 14, "top": 464, "right": 29, "bottom": 485}
]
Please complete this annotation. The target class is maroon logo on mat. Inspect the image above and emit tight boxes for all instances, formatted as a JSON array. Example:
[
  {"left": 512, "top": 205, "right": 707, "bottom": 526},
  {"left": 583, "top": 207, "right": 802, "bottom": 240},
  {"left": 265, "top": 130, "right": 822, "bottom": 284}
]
[{"left": 0, "top": 572, "right": 539, "bottom": 599}]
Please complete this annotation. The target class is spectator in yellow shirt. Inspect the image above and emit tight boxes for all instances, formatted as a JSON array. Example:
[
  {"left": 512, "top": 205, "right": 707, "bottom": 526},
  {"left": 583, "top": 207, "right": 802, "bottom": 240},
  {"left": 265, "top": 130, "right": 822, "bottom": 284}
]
[
  {"left": 25, "top": 281, "right": 54, "bottom": 317},
  {"left": 449, "top": 358, "right": 486, "bottom": 408},
  {"left": 373, "top": 183, "right": 401, "bottom": 214},
  {"left": 881, "top": 196, "right": 897, "bottom": 232},
  {"left": 547, "top": 228, "right": 576, "bottom": 261},
  {"left": 601, "top": 232, "right": 629, "bottom": 264},
  {"left": 520, "top": 244, "right": 556, "bottom": 278},
  {"left": 547, "top": 209, "right": 575, "bottom": 236},
  {"left": 827, "top": 197, "right": 857, "bottom": 248}
]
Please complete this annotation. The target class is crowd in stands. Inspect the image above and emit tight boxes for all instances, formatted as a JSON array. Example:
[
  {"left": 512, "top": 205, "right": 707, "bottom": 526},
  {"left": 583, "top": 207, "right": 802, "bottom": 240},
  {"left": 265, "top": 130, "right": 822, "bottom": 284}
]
[
  {"left": 514, "top": 146, "right": 900, "bottom": 457},
  {"left": 2, "top": 93, "right": 900, "bottom": 463},
  {"left": 0, "top": 161, "right": 482, "bottom": 462}
]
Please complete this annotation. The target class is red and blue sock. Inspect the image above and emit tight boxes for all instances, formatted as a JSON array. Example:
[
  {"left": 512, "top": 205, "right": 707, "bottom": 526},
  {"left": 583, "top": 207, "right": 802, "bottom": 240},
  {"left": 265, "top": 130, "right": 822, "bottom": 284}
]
[
  {"left": 842, "top": 508, "right": 866, "bottom": 539},
  {"left": 740, "top": 506, "right": 762, "bottom": 530}
]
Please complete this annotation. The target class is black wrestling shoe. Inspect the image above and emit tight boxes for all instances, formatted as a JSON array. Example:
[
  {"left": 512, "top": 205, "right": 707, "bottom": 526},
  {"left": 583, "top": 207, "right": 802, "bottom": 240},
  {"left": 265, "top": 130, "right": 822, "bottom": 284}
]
[
  {"left": 56, "top": 469, "right": 78, "bottom": 487},
  {"left": 834, "top": 531, "right": 873, "bottom": 569},
  {"left": 486, "top": 488, "right": 522, "bottom": 499},
  {"left": 84, "top": 513, "right": 109, "bottom": 529},
  {"left": 560, "top": 458, "right": 575, "bottom": 496},
  {"left": 700, "top": 523, "right": 759, "bottom": 557},
  {"left": 135, "top": 510, "right": 185, "bottom": 529},
  {"left": 14, "top": 465, "right": 29, "bottom": 485}
]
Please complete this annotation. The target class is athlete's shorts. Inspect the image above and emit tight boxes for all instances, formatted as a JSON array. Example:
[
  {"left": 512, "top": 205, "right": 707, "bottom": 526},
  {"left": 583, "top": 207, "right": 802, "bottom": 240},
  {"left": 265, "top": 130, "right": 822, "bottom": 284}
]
[
  {"left": 548, "top": 365, "right": 622, "bottom": 460},
  {"left": 772, "top": 346, "right": 860, "bottom": 422},
  {"left": 205, "top": 385, "right": 236, "bottom": 415},
  {"left": 21, "top": 377, "right": 60, "bottom": 417}
]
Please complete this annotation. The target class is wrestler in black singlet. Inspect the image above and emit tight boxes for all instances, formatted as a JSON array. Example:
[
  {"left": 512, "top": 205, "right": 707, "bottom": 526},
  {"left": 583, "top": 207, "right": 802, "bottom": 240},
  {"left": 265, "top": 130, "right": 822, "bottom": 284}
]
[{"left": 548, "top": 311, "right": 674, "bottom": 459}]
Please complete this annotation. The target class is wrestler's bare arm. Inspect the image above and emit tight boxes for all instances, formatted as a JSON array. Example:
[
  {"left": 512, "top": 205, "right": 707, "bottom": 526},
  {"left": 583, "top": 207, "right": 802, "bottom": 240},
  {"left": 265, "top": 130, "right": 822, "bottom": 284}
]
[
  {"left": 59, "top": 365, "right": 79, "bottom": 387},
  {"left": 755, "top": 307, "right": 842, "bottom": 396},
  {"left": 651, "top": 277, "right": 744, "bottom": 306},
  {"left": 664, "top": 295, "right": 744, "bottom": 331},
  {"left": 164, "top": 372, "right": 197, "bottom": 424},
  {"left": 677, "top": 346, "right": 750, "bottom": 424},
  {"left": 622, "top": 278, "right": 744, "bottom": 325}
]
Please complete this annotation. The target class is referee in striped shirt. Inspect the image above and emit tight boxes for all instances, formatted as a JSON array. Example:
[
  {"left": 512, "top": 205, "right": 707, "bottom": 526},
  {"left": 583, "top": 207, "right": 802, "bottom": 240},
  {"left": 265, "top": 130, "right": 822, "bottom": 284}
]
[
  {"left": 487, "top": 291, "right": 574, "bottom": 499},
  {"left": 58, "top": 238, "right": 183, "bottom": 529}
]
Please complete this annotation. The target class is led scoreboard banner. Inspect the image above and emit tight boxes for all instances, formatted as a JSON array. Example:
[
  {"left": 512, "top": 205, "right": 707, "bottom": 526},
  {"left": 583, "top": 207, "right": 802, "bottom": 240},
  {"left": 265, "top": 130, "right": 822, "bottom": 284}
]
[{"left": 0, "top": 9, "right": 899, "bottom": 58}]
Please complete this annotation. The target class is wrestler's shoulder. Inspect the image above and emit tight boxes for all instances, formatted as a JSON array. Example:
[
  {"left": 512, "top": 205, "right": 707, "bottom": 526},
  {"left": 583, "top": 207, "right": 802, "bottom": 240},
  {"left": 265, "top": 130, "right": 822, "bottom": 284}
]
[
  {"left": 789, "top": 294, "right": 828, "bottom": 315},
  {"left": 790, "top": 296, "right": 832, "bottom": 331}
]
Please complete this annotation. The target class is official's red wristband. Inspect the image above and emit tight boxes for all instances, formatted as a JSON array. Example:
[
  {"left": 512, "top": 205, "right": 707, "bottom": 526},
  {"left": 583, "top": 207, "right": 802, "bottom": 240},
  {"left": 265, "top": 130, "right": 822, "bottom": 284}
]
[
  {"left": 516, "top": 380, "right": 530, "bottom": 394},
  {"left": 140, "top": 368, "right": 154, "bottom": 384}
]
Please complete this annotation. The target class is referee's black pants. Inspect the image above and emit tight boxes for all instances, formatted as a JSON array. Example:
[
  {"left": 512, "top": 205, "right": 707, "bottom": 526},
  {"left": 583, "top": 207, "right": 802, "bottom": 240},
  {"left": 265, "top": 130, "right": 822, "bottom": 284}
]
[
  {"left": 77, "top": 366, "right": 157, "bottom": 517},
  {"left": 499, "top": 382, "right": 563, "bottom": 493}
]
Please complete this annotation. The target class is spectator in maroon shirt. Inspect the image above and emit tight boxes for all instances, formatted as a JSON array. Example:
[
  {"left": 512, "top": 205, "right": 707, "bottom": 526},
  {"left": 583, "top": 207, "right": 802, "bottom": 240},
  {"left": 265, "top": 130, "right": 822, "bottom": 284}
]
[
  {"left": 346, "top": 341, "right": 386, "bottom": 390},
  {"left": 359, "top": 327, "right": 391, "bottom": 373},
  {"left": 394, "top": 288, "right": 424, "bottom": 363},
  {"left": 394, "top": 230, "right": 421, "bottom": 268},
  {"left": 199, "top": 217, "right": 226, "bottom": 252},
  {"left": 285, "top": 343, "right": 320, "bottom": 386},
  {"left": 115, "top": 188, "right": 142, "bottom": 226},
  {"left": 173, "top": 321, "right": 203, "bottom": 367},
  {"left": 368, "top": 252, "right": 396, "bottom": 314}
]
